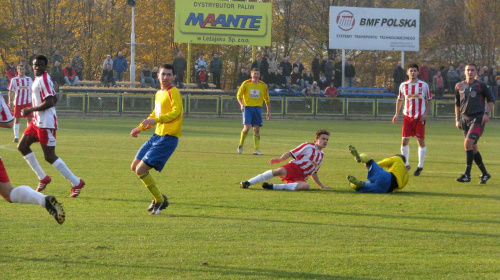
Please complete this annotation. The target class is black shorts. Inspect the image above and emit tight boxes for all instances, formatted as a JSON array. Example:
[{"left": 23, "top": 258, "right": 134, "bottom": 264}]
[{"left": 462, "top": 114, "right": 484, "bottom": 143}]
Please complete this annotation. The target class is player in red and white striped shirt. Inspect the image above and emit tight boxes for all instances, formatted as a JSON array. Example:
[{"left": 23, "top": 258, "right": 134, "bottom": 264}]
[
  {"left": 8, "top": 63, "right": 33, "bottom": 142},
  {"left": 240, "top": 130, "right": 331, "bottom": 191},
  {"left": 392, "top": 63, "right": 432, "bottom": 176}
]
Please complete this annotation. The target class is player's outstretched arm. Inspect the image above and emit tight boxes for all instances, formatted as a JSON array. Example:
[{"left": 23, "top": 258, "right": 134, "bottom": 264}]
[
  {"left": 269, "top": 151, "right": 292, "bottom": 165},
  {"left": 311, "top": 173, "right": 331, "bottom": 189},
  {"left": 130, "top": 127, "right": 141, "bottom": 138}
]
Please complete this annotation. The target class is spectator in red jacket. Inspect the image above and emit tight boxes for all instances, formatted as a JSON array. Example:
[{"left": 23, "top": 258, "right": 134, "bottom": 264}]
[
  {"left": 63, "top": 62, "right": 78, "bottom": 86},
  {"left": 324, "top": 81, "right": 338, "bottom": 97}
]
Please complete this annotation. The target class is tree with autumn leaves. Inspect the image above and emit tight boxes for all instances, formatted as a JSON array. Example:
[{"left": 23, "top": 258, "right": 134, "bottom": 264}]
[{"left": 1, "top": 0, "right": 498, "bottom": 89}]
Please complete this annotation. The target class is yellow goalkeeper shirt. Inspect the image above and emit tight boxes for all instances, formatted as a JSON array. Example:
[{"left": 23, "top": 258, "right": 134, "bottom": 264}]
[
  {"left": 138, "top": 86, "right": 183, "bottom": 137},
  {"left": 236, "top": 79, "right": 270, "bottom": 107},
  {"left": 377, "top": 156, "right": 409, "bottom": 192}
]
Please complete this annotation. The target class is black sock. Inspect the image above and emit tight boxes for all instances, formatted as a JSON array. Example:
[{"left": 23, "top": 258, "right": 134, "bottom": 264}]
[
  {"left": 465, "top": 150, "right": 473, "bottom": 176},
  {"left": 365, "top": 159, "right": 374, "bottom": 168},
  {"left": 473, "top": 152, "right": 488, "bottom": 175}
]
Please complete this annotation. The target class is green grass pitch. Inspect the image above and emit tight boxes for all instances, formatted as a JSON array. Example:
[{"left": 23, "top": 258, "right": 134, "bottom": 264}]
[{"left": 0, "top": 116, "right": 499, "bottom": 279}]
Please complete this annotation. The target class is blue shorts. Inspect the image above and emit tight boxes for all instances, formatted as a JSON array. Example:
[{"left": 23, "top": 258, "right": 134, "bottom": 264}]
[
  {"left": 357, "top": 161, "right": 392, "bottom": 193},
  {"left": 243, "top": 106, "right": 263, "bottom": 127},
  {"left": 135, "top": 134, "right": 178, "bottom": 172}
]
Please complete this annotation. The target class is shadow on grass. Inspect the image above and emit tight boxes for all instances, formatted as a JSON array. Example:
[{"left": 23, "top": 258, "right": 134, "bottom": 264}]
[
  {"left": 0, "top": 255, "right": 370, "bottom": 280},
  {"left": 168, "top": 213, "right": 500, "bottom": 238}
]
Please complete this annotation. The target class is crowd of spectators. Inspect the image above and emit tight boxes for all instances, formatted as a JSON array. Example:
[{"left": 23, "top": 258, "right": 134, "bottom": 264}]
[{"left": 2, "top": 49, "right": 499, "bottom": 98}]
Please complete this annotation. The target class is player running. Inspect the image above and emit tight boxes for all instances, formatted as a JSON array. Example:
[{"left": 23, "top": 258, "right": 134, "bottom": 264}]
[
  {"left": 240, "top": 130, "right": 331, "bottom": 191},
  {"left": 8, "top": 63, "right": 33, "bottom": 143},
  {"left": 130, "top": 64, "right": 182, "bottom": 215},
  {"left": 0, "top": 92, "right": 64, "bottom": 224},
  {"left": 18, "top": 55, "right": 85, "bottom": 197},
  {"left": 392, "top": 63, "right": 432, "bottom": 176}
]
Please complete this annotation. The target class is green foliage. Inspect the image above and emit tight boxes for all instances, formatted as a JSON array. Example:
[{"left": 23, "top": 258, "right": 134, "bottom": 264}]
[{"left": 1, "top": 116, "right": 499, "bottom": 279}]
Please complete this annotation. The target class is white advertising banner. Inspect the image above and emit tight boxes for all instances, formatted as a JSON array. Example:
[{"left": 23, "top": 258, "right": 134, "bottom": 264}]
[{"left": 329, "top": 7, "right": 420, "bottom": 51}]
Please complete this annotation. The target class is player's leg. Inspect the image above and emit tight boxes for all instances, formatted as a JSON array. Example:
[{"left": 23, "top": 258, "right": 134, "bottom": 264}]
[
  {"left": 241, "top": 166, "right": 287, "bottom": 189},
  {"left": 457, "top": 119, "right": 482, "bottom": 182},
  {"left": 18, "top": 133, "right": 52, "bottom": 191},
  {"left": 415, "top": 138, "right": 426, "bottom": 176},
  {"left": 13, "top": 117, "right": 20, "bottom": 142},
  {"left": 251, "top": 107, "right": 263, "bottom": 155},
  {"left": 401, "top": 137, "right": 410, "bottom": 168},
  {"left": 357, "top": 160, "right": 392, "bottom": 193},
  {"left": 238, "top": 108, "right": 252, "bottom": 154},
  {"left": 469, "top": 123, "right": 490, "bottom": 183},
  {"left": 40, "top": 139, "right": 84, "bottom": 197}
]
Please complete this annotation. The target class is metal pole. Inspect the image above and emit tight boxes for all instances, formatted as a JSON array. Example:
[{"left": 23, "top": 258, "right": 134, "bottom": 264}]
[
  {"left": 401, "top": 51, "right": 405, "bottom": 69},
  {"left": 187, "top": 43, "right": 191, "bottom": 83},
  {"left": 130, "top": 6, "right": 136, "bottom": 82},
  {"left": 342, "top": 49, "right": 345, "bottom": 87}
]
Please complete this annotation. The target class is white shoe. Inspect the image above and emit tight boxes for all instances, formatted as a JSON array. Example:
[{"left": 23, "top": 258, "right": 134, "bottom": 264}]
[
  {"left": 253, "top": 150, "right": 263, "bottom": 155},
  {"left": 237, "top": 146, "right": 243, "bottom": 154}
]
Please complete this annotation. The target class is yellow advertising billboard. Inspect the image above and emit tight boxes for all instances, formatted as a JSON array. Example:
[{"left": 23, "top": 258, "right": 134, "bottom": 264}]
[{"left": 174, "top": 0, "right": 272, "bottom": 46}]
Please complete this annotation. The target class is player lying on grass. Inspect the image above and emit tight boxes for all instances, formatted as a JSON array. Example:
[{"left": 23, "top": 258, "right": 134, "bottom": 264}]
[
  {"left": 347, "top": 145, "right": 409, "bottom": 193},
  {"left": 240, "top": 130, "right": 331, "bottom": 191}
]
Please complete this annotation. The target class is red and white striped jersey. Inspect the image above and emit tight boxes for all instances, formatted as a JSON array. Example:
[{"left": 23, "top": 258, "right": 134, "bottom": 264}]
[
  {"left": 289, "top": 142, "right": 324, "bottom": 178},
  {"left": 32, "top": 72, "right": 57, "bottom": 129},
  {"left": 8, "top": 76, "right": 33, "bottom": 106},
  {"left": 398, "top": 80, "right": 432, "bottom": 119}
]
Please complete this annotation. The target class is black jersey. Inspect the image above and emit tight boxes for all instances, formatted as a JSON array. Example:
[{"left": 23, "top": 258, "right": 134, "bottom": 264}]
[{"left": 455, "top": 80, "right": 495, "bottom": 117}]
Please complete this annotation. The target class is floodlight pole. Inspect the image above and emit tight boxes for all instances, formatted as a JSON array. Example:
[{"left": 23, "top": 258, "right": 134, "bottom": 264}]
[{"left": 130, "top": 6, "right": 136, "bottom": 82}]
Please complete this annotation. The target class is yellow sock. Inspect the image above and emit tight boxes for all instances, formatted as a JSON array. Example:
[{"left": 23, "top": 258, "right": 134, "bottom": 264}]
[
  {"left": 138, "top": 172, "right": 164, "bottom": 203},
  {"left": 239, "top": 132, "right": 248, "bottom": 146},
  {"left": 253, "top": 135, "right": 260, "bottom": 151}
]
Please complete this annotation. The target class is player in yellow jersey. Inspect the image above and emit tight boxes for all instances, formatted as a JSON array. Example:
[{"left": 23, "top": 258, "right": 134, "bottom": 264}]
[
  {"left": 236, "top": 68, "right": 271, "bottom": 155},
  {"left": 346, "top": 145, "right": 409, "bottom": 193},
  {"left": 130, "top": 64, "right": 183, "bottom": 215}
]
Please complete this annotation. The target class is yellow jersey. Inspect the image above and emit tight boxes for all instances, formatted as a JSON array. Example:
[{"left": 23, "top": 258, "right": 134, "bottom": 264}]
[
  {"left": 138, "top": 86, "right": 183, "bottom": 138},
  {"left": 236, "top": 79, "right": 270, "bottom": 107},
  {"left": 377, "top": 156, "right": 409, "bottom": 192}
]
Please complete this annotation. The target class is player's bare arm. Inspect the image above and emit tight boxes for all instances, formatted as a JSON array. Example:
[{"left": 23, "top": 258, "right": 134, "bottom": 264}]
[
  {"left": 311, "top": 173, "right": 331, "bottom": 189},
  {"left": 269, "top": 151, "right": 292, "bottom": 165},
  {"left": 237, "top": 97, "right": 245, "bottom": 112},
  {"left": 392, "top": 99, "right": 403, "bottom": 124},
  {"left": 265, "top": 102, "right": 271, "bottom": 120},
  {"left": 21, "top": 96, "right": 55, "bottom": 116},
  {"left": 130, "top": 127, "right": 141, "bottom": 138},
  {"left": 481, "top": 102, "right": 493, "bottom": 125},
  {"left": 419, "top": 99, "right": 432, "bottom": 122},
  {"left": 454, "top": 106, "right": 461, "bottom": 129}
]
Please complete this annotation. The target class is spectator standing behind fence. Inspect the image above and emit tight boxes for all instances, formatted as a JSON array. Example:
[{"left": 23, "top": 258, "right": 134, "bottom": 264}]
[
  {"left": 291, "top": 67, "right": 304, "bottom": 92},
  {"left": 432, "top": 70, "right": 444, "bottom": 98},
  {"left": 209, "top": 52, "right": 223, "bottom": 89},
  {"left": 140, "top": 65, "right": 155, "bottom": 88},
  {"left": 113, "top": 52, "right": 128, "bottom": 82},
  {"left": 5, "top": 62, "right": 17, "bottom": 81},
  {"left": 345, "top": 59, "right": 356, "bottom": 87},
  {"left": 101, "top": 63, "right": 115, "bottom": 87},
  {"left": 324, "top": 58, "right": 335, "bottom": 85},
  {"left": 268, "top": 53, "right": 277, "bottom": 73},
  {"left": 71, "top": 51, "right": 84, "bottom": 81},
  {"left": 447, "top": 65, "right": 459, "bottom": 93},
  {"left": 418, "top": 61, "right": 430, "bottom": 83},
  {"left": 50, "top": 61, "right": 64, "bottom": 88},
  {"left": 334, "top": 56, "right": 343, "bottom": 88},
  {"left": 303, "top": 69, "right": 313, "bottom": 87},
  {"left": 152, "top": 67, "right": 159, "bottom": 89},
  {"left": 238, "top": 67, "right": 250, "bottom": 86},
  {"left": 52, "top": 50, "right": 64, "bottom": 66},
  {"left": 196, "top": 66, "right": 209, "bottom": 89},
  {"left": 260, "top": 53, "right": 270, "bottom": 83},
  {"left": 102, "top": 54, "right": 113, "bottom": 70},
  {"left": 274, "top": 68, "right": 288, "bottom": 90},
  {"left": 320, "top": 56, "right": 328, "bottom": 77},
  {"left": 172, "top": 51, "right": 187, "bottom": 88},
  {"left": 318, "top": 73, "right": 329, "bottom": 92},
  {"left": 63, "top": 62, "right": 78, "bottom": 86},
  {"left": 279, "top": 56, "right": 292, "bottom": 86},
  {"left": 393, "top": 61, "right": 406, "bottom": 93},
  {"left": 265, "top": 68, "right": 276, "bottom": 90},
  {"left": 312, "top": 54, "right": 321, "bottom": 82},
  {"left": 195, "top": 53, "right": 207, "bottom": 73},
  {"left": 251, "top": 55, "right": 262, "bottom": 73},
  {"left": 293, "top": 57, "right": 304, "bottom": 75}
]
